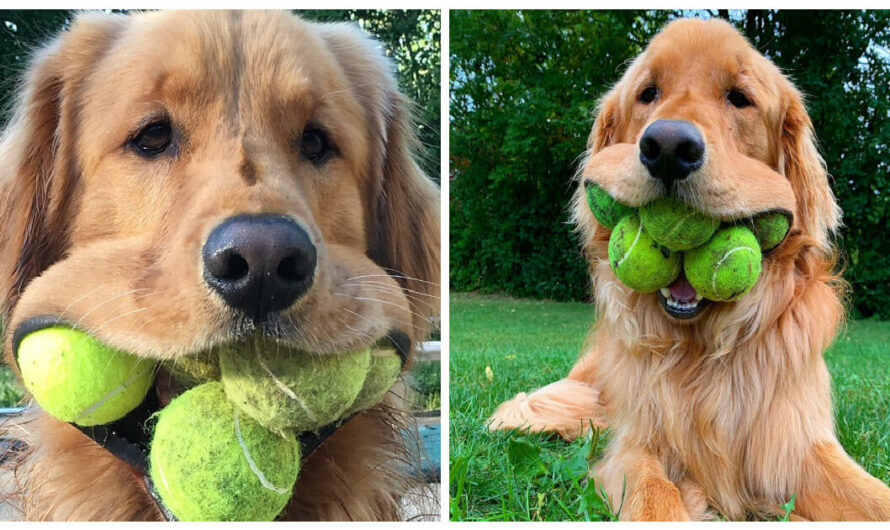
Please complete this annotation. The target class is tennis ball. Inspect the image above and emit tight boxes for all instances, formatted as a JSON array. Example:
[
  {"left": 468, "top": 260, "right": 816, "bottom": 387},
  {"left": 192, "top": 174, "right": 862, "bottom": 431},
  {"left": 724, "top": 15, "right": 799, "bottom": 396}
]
[
  {"left": 162, "top": 351, "right": 221, "bottom": 387},
  {"left": 608, "top": 214, "right": 681, "bottom": 293},
  {"left": 219, "top": 343, "right": 371, "bottom": 432},
  {"left": 752, "top": 211, "right": 791, "bottom": 251},
  {"left": 344, "top": 348, "right": 402, "bottom": 416},
  {"left": 149, "top": 382, "right": 300, "bottom": 521},
  {"left": 684, "top": 225, "right": 763, "bottom": 302},
  {"left": 585, "top": 181, "right": 635, "bottom": 229},
  {"left": 16, "top": 327, "right": 156, "bottom": 426},
  {"left": 639, "top": 197, "right": 719, "bottom": 251}
]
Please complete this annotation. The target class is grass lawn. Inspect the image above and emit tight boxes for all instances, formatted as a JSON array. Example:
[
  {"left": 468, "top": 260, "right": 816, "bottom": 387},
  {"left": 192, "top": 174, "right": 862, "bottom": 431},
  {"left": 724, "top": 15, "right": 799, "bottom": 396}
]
[{"left": 449, "top": 292, "right": 890, "bottom": 521}]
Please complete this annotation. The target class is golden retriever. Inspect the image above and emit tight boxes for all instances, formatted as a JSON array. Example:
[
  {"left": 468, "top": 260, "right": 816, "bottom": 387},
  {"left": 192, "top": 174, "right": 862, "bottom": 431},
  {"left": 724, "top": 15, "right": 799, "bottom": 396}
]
[
  {"left": 490, "top": 18, "right": 890, "bottom": 521},
  {"left": 0, "top": 10, "right": 439, "bottom": 521}
]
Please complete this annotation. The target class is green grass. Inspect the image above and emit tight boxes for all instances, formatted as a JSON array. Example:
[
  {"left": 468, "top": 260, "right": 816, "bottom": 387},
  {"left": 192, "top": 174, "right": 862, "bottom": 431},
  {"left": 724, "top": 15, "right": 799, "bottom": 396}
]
[{"left": 449, "top": 292, "right": 890, "bottom": 521}]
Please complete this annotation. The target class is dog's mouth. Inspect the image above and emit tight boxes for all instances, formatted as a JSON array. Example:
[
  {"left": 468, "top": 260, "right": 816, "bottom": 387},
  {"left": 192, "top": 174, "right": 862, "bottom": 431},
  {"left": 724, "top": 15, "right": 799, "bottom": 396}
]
[{"left": 656, "top": 272, "right": 710, "bottom": 320}]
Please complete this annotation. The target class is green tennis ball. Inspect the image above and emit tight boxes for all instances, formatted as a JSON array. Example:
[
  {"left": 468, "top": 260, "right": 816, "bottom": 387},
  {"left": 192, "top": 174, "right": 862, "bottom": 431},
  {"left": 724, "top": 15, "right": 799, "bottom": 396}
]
[
  {"left": 219, "top": 343, "right": 371, "bottom": 432},
  {"left": 149, "top": 382, "right": 299, "bottom": 521},
  {"left": 752, "top": 211, "right": 791, "bottom": 251},
  {"left": 608, "top": 214, "right": 681, "bottom": 293},
  {"left": 162, "top": 351, "right": 221, "bottom": 387},
  {"left": 344, "top": 348, "right": 402, "bottom": 416},
  {"left": 639, "top": 197, "right": 719, "bottom": 251},
  {"left": 16, "top": 327, "right": 156, "bottom": 426},
  {"left": 684, "top": 225, "right": 763, "bottom": 302},
  {"left": 585, "top": 181, "right": 635, "bottom": 229}
]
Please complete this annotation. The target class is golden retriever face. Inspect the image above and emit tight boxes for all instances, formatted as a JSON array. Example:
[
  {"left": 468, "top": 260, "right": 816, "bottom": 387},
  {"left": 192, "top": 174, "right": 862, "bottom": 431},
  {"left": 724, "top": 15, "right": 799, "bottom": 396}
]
[
  {"left": 0, "top": 11, "right": 439, "bottom": 365},
  {"left": 575, "top": 18, "right": 840, "bottom": 327}
]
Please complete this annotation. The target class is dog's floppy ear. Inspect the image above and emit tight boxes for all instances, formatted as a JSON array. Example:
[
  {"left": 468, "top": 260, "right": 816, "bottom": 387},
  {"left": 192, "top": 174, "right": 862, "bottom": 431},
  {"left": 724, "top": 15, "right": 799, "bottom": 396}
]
[
  {"left": 0, "top": 14, "right": 127, "bottom": 316},
  {"left": 778, "top": 82, "right": 841, "bottom": 254},
  {"left": 318, "top": 23, "right": 440, "bottom": 341},
  {"left": 589, "top": 87, "right": 623, "bottom": 153}
]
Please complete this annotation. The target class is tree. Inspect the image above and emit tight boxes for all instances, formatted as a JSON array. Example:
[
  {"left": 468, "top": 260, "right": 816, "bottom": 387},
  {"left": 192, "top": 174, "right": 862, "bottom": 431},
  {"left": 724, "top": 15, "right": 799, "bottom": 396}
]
[{"left": 450, "top": 10, "right": 672, "bottom": 300}]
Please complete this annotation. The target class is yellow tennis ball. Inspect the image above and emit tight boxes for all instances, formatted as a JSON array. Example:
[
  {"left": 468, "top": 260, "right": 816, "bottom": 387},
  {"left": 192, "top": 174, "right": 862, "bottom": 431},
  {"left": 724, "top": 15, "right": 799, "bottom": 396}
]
[
  {"left": 585, "top": 181, "right": 635, "bottom": 229},
  {"left": 751, "top": 211, "right": 791, "bottom": 251},
  {"left": 343, "top": 348, "right": 402, "bottom": 416},
  {"left": 162, "top": 351, "right": 221, "bottom": 387},
  {"left": 149, "top": 382, "right": 300, "bottom": 521},
  {"left": 608, "top": 214, "right": 681, "bottom": 293},
  {"left": 684, "top": 225, "right": 763, "bottom": 302},
  {"left": 16, "top": 327, "right": 156, "bottom": 426},
  {"left": 639, "top": 197, "right": 719, "bottom": 251},
  {"left": 219, "top": 343, "right": 370, "bottom": 432}
]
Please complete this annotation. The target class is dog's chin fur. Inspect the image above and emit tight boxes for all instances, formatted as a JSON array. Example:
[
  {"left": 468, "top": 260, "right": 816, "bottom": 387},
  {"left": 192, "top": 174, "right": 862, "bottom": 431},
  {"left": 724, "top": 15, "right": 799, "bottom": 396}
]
[
  {"left": 0, "top": 10, "right": 439, "bottom": 521},
  {"left": 489, "top": 18, "right": 890, "bottom": 521}
]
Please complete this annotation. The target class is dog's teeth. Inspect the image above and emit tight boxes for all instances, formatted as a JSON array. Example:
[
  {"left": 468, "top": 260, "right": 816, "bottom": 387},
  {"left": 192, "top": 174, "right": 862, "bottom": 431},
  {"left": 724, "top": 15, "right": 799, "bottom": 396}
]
[
  {"left": 695, "top": 293, "right": 703, "bottom": 302},
  {"left": 660, "top": 288, "right": 671, "bottom": 297}
]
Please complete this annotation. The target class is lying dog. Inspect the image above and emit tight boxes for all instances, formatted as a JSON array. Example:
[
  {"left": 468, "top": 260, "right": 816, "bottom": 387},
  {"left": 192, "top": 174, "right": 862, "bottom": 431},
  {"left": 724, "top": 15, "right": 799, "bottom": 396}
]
[
  {"left": 0, "top": 10, "right": 439, "bottom": 520},
  {"left": 490, "top": 18, "right": 890, "bottom": 521}
]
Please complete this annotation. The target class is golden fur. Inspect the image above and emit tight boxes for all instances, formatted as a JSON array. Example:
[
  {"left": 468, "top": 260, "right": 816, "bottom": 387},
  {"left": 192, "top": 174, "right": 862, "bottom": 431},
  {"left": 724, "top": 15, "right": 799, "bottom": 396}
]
[
  {"left": 0, "top": 10, "right": 439, "bottom": 521},
  {"left": 490, "top": 18, "right": 890, "bottom": 521}
]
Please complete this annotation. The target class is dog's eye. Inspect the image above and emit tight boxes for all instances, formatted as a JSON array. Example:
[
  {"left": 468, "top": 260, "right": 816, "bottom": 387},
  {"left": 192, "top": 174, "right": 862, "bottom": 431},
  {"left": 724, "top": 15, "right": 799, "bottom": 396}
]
[
  {"left": 300, "top": 128, "right": 331, "bottom": 163},
  {"left": 728, "top": 89, "right": 753, "bottom": 109},
  {"left": 639, "top": 86, "right": 658, "bottom": 104},
  {"left": 132, "top": 121, "right": 173, "bottom": 157}
]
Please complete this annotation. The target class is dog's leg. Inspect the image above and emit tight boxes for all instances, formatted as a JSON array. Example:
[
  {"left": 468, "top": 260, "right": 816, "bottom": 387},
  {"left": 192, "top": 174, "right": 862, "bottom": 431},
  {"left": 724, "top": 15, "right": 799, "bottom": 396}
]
[
  {"left": 595, "top": 445, "right": 690, "bottom": 521},
  {"left": 487, "top": 349, "right": 605, "bottom": 441},
  {"left": 795, "top": 441, "right": 890, "bottom": 521}
]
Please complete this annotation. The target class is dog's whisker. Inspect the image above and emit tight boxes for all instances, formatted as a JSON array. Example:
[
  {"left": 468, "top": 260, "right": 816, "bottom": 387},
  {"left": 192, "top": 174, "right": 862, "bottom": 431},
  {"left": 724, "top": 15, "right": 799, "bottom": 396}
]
[
  {"left": 71, "top": 288, "right": 151, "bottom": 330},
  {"left": 345, "top": 273, "right": 440, "bottom": 287},
  {"left": 343, "top": 280, "right": 441, "bottom": 299},
  {"left": 339, "top": 283, "right": 440, "bottom": 313},
  {"left": 53, "top": 284, "right": 113, "bottom": 325}
]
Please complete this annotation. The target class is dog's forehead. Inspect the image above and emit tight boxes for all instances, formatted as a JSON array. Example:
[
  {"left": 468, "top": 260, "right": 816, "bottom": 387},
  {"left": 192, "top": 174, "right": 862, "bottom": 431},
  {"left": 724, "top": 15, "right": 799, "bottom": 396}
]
[
  {"left": 641, "top": 19, "right": 757, "bottom": 84},
  {"left": 92, "top": 11, "right": 353, "bottom": 116}
]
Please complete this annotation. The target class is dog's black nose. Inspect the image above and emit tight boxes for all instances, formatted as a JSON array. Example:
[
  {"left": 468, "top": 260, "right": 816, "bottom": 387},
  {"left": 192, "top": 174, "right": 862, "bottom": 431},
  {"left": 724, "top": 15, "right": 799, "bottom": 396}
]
[
  {"left": 639, "top": 120, "right": 705, "bottom": 187},
  {"left": 202, "top": 214, "right": 316, "bottom": 321}
]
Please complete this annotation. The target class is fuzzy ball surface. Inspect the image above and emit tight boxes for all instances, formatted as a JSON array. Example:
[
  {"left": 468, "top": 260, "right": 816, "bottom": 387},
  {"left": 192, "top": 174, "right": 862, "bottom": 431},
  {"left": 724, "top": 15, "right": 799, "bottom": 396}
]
[
  {"left": 344, "top": 349, "right": 402, "bottom": 416},
  {"left": 162, "top": 351, "right": 221, "bottom": 387},
  {"left": 752, "top": 211, "right": 791, "bottom": 251},
  {"left": 639, "top": 197, "right": 719, "bottom": 251},
  {"left": 219, "top": 343, "right": 371, "bottom": 432},
  {"left": 17, "top": 327, "right": 155, "bottom": 426},
  {"left": 684, "top": 225, "right": 763, "bottom": 302},
  {"left": 585, "top": 182, "right": 635, "bottom": 229},
  {"left": 149, "top": 382, "right": 300, "bottom": 521},
  {"left": 608, "top": 214, "right": 681, "bottom": 293}
]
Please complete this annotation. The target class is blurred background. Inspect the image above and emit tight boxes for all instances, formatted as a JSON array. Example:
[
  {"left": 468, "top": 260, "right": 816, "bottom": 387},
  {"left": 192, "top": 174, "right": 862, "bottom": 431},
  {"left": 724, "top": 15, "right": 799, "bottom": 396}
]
[{"left": 450, "top": 10, "right": 890, "bottom": 318}]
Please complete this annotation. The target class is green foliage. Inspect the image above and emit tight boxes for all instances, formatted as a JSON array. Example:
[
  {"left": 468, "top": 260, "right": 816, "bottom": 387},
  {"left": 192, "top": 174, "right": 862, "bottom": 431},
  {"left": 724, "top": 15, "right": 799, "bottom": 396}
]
[
  {"left": 296, "top": 10, "right": 441, "bottom": 181},
  {"left": 408, "top": 360, "right": 441, "bottom": 411},
  {"left": 449, "top": 293, "right": 890, "bottom": 520},
  {"left": 450, "top": 10, "right": 890, "bottom": 317},
  {"left": 0, "top": 364, "right": 23, "bottom": 407},
  {"left": 450, "top": 10, "right": 672, "bottom": 301}
]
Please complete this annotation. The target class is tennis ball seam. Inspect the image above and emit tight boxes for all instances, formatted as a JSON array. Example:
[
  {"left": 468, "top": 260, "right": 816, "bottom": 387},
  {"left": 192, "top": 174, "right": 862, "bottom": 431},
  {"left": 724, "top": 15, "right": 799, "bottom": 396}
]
[
  {"left": 234, "top": 412, "right": 291, "bottom": 495},
  {"left": 256, "top": 351, "right": 319, "bottom": 424},
  {"left": 663, "top": 211, "right": 696, "bottom": 242},
  {"left": 615, "top": 219, "right": 644, "bottom": 269},
  {"left": 75, "top": 363, "right": 155, "bottom": 423},
  {"left": 711, "top": 245, "right": 759, "bottom": 294}
]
